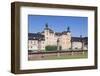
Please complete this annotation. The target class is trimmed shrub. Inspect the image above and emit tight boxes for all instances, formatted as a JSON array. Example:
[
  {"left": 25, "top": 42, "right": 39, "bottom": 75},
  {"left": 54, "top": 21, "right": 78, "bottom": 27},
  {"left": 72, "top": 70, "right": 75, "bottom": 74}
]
[{"left": 45, "top": 45, "right": 57, "bottom": 51}]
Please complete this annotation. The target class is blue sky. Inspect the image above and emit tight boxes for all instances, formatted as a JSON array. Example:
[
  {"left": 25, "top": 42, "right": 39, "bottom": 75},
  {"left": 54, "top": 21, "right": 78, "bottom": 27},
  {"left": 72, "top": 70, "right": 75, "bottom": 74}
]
[{"left": 28, "top": 15, "right": 88, "bottom": 37}]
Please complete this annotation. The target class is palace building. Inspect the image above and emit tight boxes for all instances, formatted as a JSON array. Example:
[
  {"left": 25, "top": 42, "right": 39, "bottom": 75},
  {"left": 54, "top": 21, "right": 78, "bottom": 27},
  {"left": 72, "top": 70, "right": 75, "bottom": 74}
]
[{"left": 28, "top": 24, "right": 88, "bottom": 52}]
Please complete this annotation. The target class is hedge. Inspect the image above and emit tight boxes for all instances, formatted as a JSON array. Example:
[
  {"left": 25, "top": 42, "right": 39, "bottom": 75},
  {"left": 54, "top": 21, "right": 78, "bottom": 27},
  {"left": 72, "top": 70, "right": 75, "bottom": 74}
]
[{"left": 45, "top": 45, "right": 62, "bottom": 51}]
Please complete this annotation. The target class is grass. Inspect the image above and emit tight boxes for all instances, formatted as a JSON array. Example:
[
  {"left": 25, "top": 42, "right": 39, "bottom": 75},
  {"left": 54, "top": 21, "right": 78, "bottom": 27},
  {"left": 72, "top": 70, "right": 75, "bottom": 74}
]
[{"left": 42, "top": 52, "right": 87, "bottom": 60}]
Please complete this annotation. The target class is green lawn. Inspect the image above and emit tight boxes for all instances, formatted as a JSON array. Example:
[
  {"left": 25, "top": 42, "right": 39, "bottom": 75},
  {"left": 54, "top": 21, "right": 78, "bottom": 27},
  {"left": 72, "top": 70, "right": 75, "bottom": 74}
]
[{"left": 43, "top": 52, "right": 88, "bottom": 60}]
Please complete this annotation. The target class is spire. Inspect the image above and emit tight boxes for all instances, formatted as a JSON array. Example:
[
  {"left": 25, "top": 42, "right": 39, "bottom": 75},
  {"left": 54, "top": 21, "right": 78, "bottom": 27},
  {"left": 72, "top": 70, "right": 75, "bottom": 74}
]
[
  {"left": 45, "top": 23, "right": 48, "bottom": 28},
  {"left": 67, "top": 26, "right": 70, "bottom": 32},
  {"left": 80, "top": 35, "right": 82, "bottom": 38},
  {"left": 80, "top": 35, "right": 82, "bottom": 42}
]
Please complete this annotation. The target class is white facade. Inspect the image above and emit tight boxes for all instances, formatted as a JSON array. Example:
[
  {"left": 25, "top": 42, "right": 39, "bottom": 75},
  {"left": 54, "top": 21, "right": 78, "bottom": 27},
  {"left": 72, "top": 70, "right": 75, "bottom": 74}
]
[
  {"left": 72, "top": 42, "right": 82, "bottom": 50},
  {"left": 28, "top": 24, "right": 87, "bottom": 51},
  {"left": 28, "top": 40, "right": 45, "bottom": 51}
]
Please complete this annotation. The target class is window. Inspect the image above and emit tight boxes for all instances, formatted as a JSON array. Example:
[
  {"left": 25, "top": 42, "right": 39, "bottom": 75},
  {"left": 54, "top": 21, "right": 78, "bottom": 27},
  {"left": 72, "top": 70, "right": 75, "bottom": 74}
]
[{"left": 33, "top": 37, "right": 35, "bottom": 39}]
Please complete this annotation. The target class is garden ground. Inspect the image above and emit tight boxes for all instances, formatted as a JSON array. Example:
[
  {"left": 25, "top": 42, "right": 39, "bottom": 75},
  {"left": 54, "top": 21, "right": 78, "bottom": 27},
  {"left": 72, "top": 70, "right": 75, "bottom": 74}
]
[{"left": 28, "top": 51, "right": 88, "bottom": 60}]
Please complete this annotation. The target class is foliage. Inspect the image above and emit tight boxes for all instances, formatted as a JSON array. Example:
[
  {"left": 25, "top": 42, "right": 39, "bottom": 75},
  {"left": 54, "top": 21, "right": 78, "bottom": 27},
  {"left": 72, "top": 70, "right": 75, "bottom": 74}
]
[
  {"left": 45, "top": 45, "right": 57, "bottom": 51},
  {"left": 45, "top": 46, "right": 62, "bottom": 51}
]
